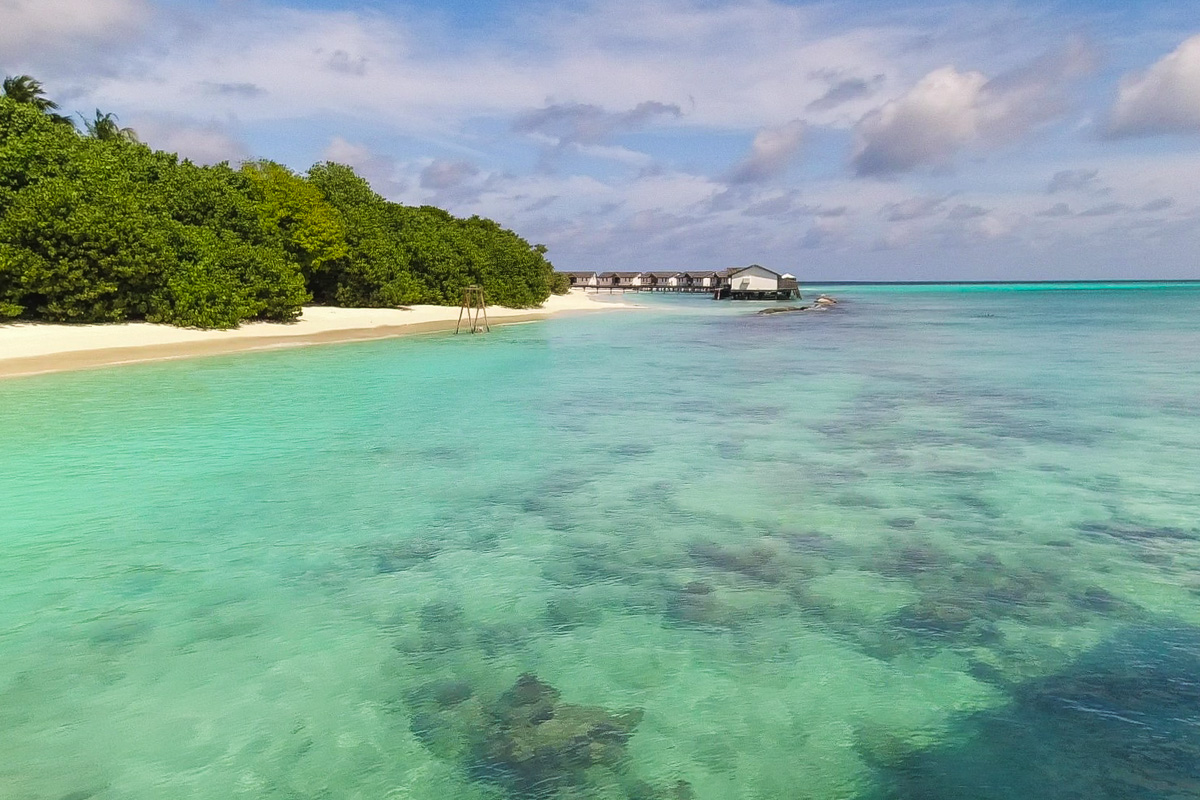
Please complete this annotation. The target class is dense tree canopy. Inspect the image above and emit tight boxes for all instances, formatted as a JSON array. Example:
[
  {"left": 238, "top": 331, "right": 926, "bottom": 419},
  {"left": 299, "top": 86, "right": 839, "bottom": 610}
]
[
  {"left": 305, "top": 163, "right": 558, "bottom": 308},
  {"left": 0, "top": 81, "right": 558, "bottom": 328}
]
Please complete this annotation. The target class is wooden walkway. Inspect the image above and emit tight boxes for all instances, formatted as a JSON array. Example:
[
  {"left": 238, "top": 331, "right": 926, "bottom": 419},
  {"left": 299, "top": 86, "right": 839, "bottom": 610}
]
[
  {"left": 586, "top": 285, "right": 715, "bottom": 294},
  {"left": 586, "top": 285, "right": 800, "bottom": 300}
]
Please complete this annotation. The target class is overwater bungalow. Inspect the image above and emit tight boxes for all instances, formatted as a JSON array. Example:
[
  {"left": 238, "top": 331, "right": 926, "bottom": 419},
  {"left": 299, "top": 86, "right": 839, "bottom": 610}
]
[
  {"left": 681, "top": 271, "right": 722, "bottom": 289},
  {"left": 587, "top": 266, "right": 799, "bottom": 299},
  {"left": 717, "top": 265, "right": 801, "bottom": 300},
  {"left": 640, "top": 271, "right": 683, "bottom": 289},
  {"left": 597, "top": 271, "right": 643, "bottom": 289},
  {"left": 559, "top": 271, "right": 599, "bottom": 288}
]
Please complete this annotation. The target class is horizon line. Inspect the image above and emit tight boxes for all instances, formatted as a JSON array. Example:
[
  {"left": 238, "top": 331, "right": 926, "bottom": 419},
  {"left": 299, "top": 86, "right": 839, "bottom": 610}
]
[{"left": 801, "top": 279, "right": 1200, "bottom": 286}]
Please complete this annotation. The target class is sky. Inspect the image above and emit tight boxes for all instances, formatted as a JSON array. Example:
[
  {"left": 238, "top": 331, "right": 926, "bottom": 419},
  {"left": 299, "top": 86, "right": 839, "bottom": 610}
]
[{"left": 3, "top": 0, "right": 1200, "bottom": 280}]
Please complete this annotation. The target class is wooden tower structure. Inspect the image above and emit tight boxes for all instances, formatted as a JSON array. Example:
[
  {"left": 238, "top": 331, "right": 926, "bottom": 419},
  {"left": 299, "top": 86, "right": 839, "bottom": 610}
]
[{"left": 456, "top": 285, "right": 490, "bottom": 334}]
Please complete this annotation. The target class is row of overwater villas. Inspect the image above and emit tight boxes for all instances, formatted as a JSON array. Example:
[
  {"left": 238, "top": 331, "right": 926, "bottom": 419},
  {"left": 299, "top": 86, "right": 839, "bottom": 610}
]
[{"left": 560, "top": 265, "right": 799, "bottom": 296}]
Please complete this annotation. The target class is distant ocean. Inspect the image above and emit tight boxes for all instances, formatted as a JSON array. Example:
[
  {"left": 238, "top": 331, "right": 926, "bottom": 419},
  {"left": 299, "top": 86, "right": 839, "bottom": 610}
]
[{"left": 2, "top": 283, "right": 1199, "bottom": 799}]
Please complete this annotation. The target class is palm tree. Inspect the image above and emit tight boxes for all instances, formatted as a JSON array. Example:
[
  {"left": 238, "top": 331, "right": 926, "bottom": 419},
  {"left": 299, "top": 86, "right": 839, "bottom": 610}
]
[
  {"left": 3, "top": 75, "right": 59, "bottom": 111},
  {"left": 2, "top": 74, "right": 75, "bottom": 125},
  {"left": 83, "top": 109, "right": 139, "bottom": 143}
]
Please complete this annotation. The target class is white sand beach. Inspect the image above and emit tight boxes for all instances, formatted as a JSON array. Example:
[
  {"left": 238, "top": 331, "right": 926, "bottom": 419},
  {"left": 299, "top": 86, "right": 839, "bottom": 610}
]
[{"left": 0, "top": 291, "right": 636, "bottom": 379}]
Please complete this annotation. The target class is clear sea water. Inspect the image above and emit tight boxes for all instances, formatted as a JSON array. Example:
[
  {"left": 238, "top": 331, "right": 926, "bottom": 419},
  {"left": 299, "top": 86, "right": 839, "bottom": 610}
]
[{"left": 2, "top": 284, "right": 1199, "bottom": 800}]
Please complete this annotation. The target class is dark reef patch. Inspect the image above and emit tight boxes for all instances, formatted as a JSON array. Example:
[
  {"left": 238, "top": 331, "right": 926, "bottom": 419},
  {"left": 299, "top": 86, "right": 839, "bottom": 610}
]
[
  {"left": 860, "top": 621, "right": 1200, "bottom": 800},
  {"left": 475, "top": 621, "right": 534, "bottom": 658},
  {"left": 57, "top": 790, "right": 106, "bottom": 800},
  {"left": 949, "top": 492, "right": 1002, "bottom": 519},
  {"left": 835, "top": 491, "right": 886, "bottom": 509},
  {"left": 404, "top": 672, "right": 691, "bottom": 799},
  {"left": 407, "top": 678, "right": 475, "bottom": 710},
  {"left": 687, "top": 539, "right": 790, "bottom": 584},
  {"left": 781, "top": 530, "right": 845, "bottom": 557},
  {"left": 87, "top": 614, "right": 154, "bottom": 651},
  {"left": 611, "top": 442, "right": 656, "bottom": 459},
  {"left": 869, "top": 540, "right": 948, "bottom": 578},
  {"left": 715, "top": 440, "right": 745, "bottom": 459},
  {"left": 1079, "top": 520, "right": 1197, "bottom": 543},
  {"left": 358, "top": 538, "right": 443, "bottom": 574},
  {"left": 412, "top": 600, "right": 467, "bottom": 653},
  {"left": 544, "top": 595, "right": 603, "bottom": 631},
  {"left": 1072, "top": 586, "right": 1130, "bottom": 615},
  {"left": 666, "top": 581, "right": 737, "bottom": 629}
]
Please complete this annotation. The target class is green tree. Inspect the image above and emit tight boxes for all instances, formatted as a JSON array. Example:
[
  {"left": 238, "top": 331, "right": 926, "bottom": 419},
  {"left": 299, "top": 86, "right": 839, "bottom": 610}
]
[
  {"left": 2, "top": 75, "right": 74, "bottom": 126},
  {"left": 240, "top": 160, "right": 348, "bottom": 293},
  {"left": 2, "top": 75, "right": 57, "bottom": 112},
  {"left": 0, "top": 125, "right": 309, "bottom": 326},
  {"left": 149, "top": 227, "right": 308, "bottom": 328},
  {"left": 0, "top": 97, "right": 81, "bottom": 216},
  {"left": 0, "top": 168, "right": 173, "bottom": 322},
  {"left": 306, "top": 162, "right": 428, "bottom": 306},
  {"left": 307, "top": 162, "right": 554, "bottom": 308},
  {"left": 1, "top": 97, "right": 553, "bottom": 328},
  {"left": 83, "top": 110, "right": 139, "bottom": 143}
]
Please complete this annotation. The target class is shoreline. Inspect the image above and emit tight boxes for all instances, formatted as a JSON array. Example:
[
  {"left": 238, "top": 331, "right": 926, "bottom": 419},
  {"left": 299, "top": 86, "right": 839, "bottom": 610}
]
[{"left": 0, "top": 292, "right": 636, "bottom": 380}]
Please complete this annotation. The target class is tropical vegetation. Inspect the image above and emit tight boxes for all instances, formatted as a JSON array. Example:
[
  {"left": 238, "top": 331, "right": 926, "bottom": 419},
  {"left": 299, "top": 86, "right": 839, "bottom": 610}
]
[{"left": 0, "top": 77, "right": 561, "bottom": 328}]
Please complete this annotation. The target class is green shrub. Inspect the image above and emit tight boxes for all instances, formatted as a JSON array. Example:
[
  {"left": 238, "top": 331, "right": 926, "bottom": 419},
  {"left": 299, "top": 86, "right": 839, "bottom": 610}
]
[
  {"left": 148, "top": 228, "right": 307, "bottom": 328},
  {"left": 550, "top": 271, "right": 571, "bottom": 295},
  {"left": 0, "top": 90, "right": 557, "bottom": 328}
]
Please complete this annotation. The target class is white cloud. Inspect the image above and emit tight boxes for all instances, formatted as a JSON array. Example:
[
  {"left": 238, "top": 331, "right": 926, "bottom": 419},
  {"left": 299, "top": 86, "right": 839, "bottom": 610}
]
[
  {"left": 420, "top": 160, "right": 480, "bottom": 191},
  {"left": 947, "top": 203, "right": 989, "bottom": 220},
  {"left": 1108, "top": 34, "right": 1200, "bottom": 137},
  {"left": 800, "top": 216, "right": 849, "bottom": 249},
  {"left": 882, "top": 196, "right": 947, "bottom": 221},
  {"left": 742, "top": 192, "right": 797, "bottom": 217},
  {"left": 513, "top": 101, "right": 673, "bottom": 170},
  {"left": 1079, "top": 202, "right": 1129, "bottom": 217},
  {"left": 1047, "top": 168, "right": 1104, "bottom": 194},
  {"left": 68, "top": 0, "right": 918, "bottom": 137},
  {"left": 4, "top": 0, "right": 1198, "bottom": 278},
  {"left": 853, "top": 66, "right": 987, "bottom": 176},
  {"left": 951, "top": 210, "right": 1018, "bottom": 242},
  {"left": 322, "top": 137, "right": 376, "bottom": 167},
  {"left": 0, "top": 0, "right": 148, "bottom": 58},
  {"left": 321, "top": 137, "right": 406, "bottom": 197},
  {"left": 570, "top": 143, "right": 656, "bottom": 167},
  {"left": 725, "top": 120, "right": 806, "bottom": 184},
  {"left": 808, "top": 72, "right": 886, "bottom": 113},
  {"left": 852, "top": 40, "right": 1094, "bottom": 176},
  {"left": 514, "top": 101, "right": 682, "bottom": 146},
  {"left": 1038, "top": 202, "right": 1073, "bottom": 218},
  {"left": 132, "top": 118, "right": 247, "bottom": 165}
]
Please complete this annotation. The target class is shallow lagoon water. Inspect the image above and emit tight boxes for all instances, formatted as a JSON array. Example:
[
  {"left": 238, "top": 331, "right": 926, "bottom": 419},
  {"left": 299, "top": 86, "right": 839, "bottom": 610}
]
[{"left": 2, "top": 284, "right": 1199, "bottom": 799}]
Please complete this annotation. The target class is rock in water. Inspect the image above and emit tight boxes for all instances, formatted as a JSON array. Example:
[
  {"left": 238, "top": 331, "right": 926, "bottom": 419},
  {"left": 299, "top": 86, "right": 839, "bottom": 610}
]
[
  {"left": 478, "top": 673, "right": 645, "bottom": 795},
  {"left": 756, "top": 305, "right": 809, "bottom": 315}
]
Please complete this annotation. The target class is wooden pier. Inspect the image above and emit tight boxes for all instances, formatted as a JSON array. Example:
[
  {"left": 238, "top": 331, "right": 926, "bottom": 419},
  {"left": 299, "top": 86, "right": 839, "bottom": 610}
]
[{"left": 589, "top": 285, "right": 716, "bottom": 294}]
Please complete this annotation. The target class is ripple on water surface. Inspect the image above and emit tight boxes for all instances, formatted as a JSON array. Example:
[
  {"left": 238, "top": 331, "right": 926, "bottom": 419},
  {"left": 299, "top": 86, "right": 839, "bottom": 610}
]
[{"left": 1, "top": 285, "right": 1199, "bottom": 799}]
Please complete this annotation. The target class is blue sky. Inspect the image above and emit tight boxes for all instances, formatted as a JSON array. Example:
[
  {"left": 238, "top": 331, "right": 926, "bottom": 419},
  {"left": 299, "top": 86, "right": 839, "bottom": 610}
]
[{"left": 4, "top": 0, "right": 1200, "bottom": 279}]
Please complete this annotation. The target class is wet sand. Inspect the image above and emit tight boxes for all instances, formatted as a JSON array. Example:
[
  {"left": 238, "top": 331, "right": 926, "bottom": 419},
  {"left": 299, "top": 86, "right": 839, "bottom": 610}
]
[{"left": 0, "top": 292, "right": 634, "bottom": 379}]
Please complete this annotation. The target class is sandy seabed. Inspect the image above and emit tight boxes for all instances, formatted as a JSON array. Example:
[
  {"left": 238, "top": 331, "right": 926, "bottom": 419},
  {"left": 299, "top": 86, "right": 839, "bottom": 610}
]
[{"left": 0, "top": 291, "right": 635, "bottom": 379}]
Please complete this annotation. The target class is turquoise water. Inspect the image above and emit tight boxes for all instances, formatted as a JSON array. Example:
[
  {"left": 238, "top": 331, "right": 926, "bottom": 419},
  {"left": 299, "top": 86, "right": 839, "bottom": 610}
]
[{"left": 2, "top": 285, "right": 1199, "bottom": 799}]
